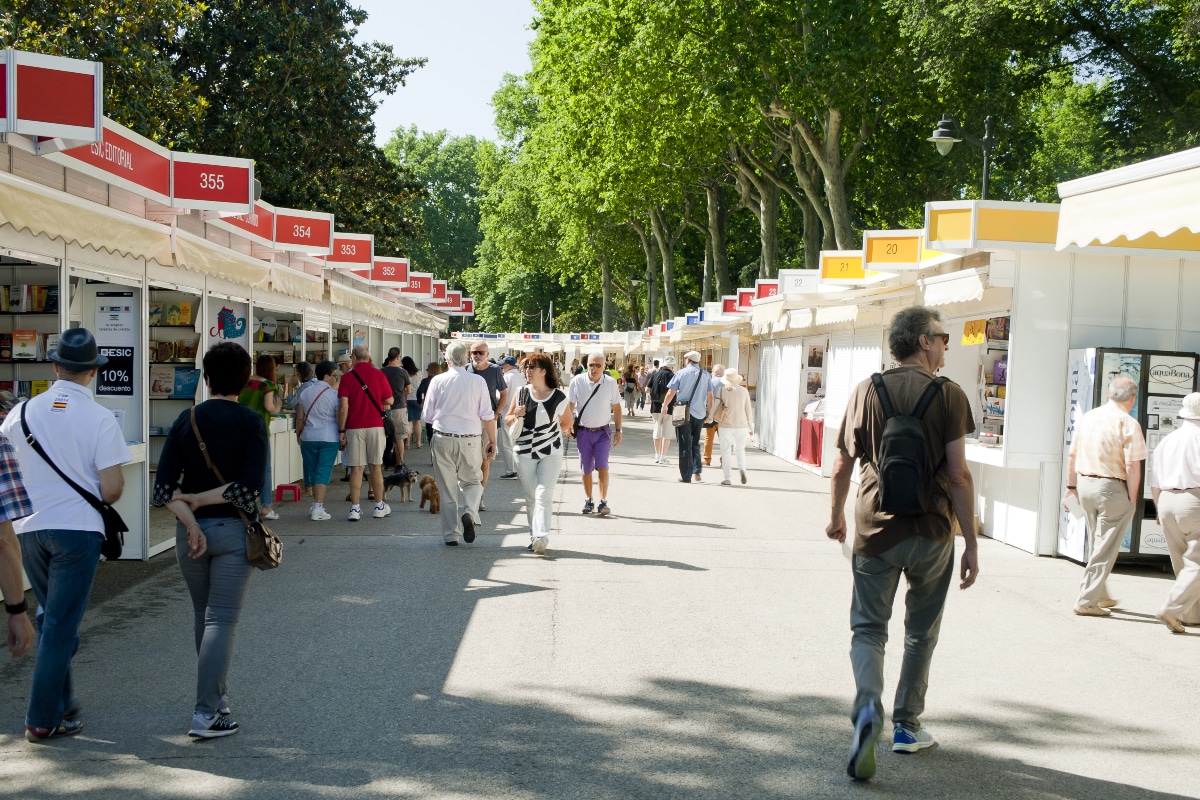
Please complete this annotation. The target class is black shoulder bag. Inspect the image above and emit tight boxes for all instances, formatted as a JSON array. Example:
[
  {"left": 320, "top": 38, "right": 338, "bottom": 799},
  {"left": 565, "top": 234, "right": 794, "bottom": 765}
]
[
  {"left": 19, "top": 402, "right": 127, "bottom": 560},
  {"left": 350, "top": 369, "right": 397, "bottom": 452},
  {"left": 571, "top": 380, "right": 604, "bottom": 438}
]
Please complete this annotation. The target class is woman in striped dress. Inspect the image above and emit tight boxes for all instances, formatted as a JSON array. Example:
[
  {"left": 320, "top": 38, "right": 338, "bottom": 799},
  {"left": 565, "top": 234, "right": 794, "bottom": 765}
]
[{"left": 503, "top": 352, "right": 571, "bottom": 554}]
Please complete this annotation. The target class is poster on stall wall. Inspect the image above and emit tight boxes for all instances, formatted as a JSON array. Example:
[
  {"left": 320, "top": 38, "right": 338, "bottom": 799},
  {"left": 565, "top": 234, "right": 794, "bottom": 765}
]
[
  {"left": 1058, "top": 349, "right": 1096, "bottom": 562},
  {"left": 1146, "top": 355, "right": 1196, "bottom": 396},
  {"left": 94, "top": 292, "right": 135, "bottom": 397},
  {"left": 208, "top": 300, "right": 249, "bottom": 350},
  {"left": 1145, "top": 395, "right": 1185, "bottom": 500}
]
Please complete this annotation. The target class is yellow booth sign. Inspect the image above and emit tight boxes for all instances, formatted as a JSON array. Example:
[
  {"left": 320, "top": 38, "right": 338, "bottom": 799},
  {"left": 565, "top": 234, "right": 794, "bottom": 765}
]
[{"left": 820, "top": 251, "right": 865, "bottom": 280}]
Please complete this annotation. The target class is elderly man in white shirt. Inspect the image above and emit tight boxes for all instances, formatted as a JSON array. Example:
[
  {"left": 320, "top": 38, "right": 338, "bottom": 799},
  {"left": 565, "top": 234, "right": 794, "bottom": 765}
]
[
  {"left": 422, "top": 340, "right": 497, "bottom": 546},
  {"left": 1149, "top": 392, "right": 1200, "bottom": 633},
  {"left": 497, "top": 355, "right": 526, "bottom": 480}
]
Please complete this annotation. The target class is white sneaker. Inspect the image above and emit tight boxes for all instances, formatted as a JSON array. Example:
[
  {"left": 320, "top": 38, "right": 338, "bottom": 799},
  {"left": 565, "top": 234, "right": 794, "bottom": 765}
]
[
  {"left": 653, "top": 455, "right": 661, "bottom": 464},
  {"left": 348, "top": 507, "right": 362, "bottom": 522},
  {"left": 479, "top": 501, "right": 488, "bottom": 512},
  {"left": 261, "top": 508, "right": 280, "bottom": 520},
  {"left": 373, "top": 503, "right": 391, "bottom": 519},
  {"left": 310, "top": 506, "right": 331, "bottom": 521},
  {"left": 660, "top": 457, "right": 671, "bottom": 465},
  {"left": 532, "top": 536, "right": 548, "bottom": 555}
]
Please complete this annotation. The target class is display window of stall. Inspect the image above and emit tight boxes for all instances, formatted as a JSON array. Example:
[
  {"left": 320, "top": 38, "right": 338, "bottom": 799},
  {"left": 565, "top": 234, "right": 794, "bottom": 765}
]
[
  {"left": 332, "top": 322, "right": 352, "bottom": 361},
  {"left": 251, "top": 307, "right": 303, "bottom": 369},
  {"left": 0, "top": 255, "right": 64, "bottom": 403},
  {"left": 148, "top": 286, "right": 203, "bottom": 467},
  {"left": 304, "top": 318, "right": 331, "bottom": 364}
]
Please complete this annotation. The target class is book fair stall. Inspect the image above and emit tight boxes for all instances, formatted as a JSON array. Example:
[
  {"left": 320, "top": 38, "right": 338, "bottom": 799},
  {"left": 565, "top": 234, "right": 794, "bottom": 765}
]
[{"left": 0, "top": 49, "right": 458, "bottom": 560}]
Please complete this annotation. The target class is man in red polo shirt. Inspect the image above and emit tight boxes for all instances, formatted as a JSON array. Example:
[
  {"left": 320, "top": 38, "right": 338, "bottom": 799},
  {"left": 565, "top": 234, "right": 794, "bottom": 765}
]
[{"left": 336, "top": 345, "right": 393, "bottom": 521}]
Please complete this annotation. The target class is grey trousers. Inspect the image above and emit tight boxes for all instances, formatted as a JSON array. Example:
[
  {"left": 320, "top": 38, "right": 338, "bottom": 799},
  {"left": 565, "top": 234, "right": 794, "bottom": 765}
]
[
  {"left": 850, "top": 536, "right": 954, "bottom": 732},
  {"left": 498, "top": 421, "right": 518, "bottom": 474},
  {"left": 175, "top": 518, "right": 254, "bottom": 716},
  {"left": 1076, "top": 476, "right": 1136, "bottom": 607},
  {"left": 431, "top": 433, "right": 483, "bottom": 543},
  {"left": 1158, "top": 489, "right": 1200, "bottom": 624}
]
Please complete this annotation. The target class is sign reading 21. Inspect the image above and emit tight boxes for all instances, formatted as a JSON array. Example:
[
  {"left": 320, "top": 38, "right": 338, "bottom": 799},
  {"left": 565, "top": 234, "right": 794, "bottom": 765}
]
[{"left": 210, "top": 306, "right": 247, "bottom": 340}]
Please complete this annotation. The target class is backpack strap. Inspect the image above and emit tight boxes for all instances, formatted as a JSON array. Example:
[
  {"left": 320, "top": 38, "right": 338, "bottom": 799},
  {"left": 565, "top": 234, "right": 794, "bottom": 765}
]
[
  {"left": 912, "top": 376, "right": 949, "bottom": 418},
  {"left": 870, "top": 373, "right": 897, "bottom": 419}
]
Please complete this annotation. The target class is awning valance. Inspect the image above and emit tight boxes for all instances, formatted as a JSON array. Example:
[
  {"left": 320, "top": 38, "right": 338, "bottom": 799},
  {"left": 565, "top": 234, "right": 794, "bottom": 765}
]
[
  {"left": 814, "top": 305, "right": 859, "bottom": 326},
  {"left": 1057, "top": 148, "right": 1200, "bottom": 250},
  {"left": 329, "top": 281, "right": 397, "bottom": 322},
  {"left": 174, "top": 231, "right": 270, "bottom": 289},
  {"left": 270, "top": 265, "right": 325, "bottom": 303},
  {"left": 920, "top": 269, "right": 986, "bottom": 307},
  {"left": 0, "top": 170, "right": 174, "bottom": 265}
]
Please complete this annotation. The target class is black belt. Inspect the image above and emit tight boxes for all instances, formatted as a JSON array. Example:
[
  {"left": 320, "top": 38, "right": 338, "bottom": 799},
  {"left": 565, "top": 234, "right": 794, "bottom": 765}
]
[
  {"left": 434, "top": 431, "right": 479, "bottom": 439},
  {"left": 1079, "top": 474, "right": 1124, "bottom": 481},
  {"left": 578, "top": 425, "right": 609, "bottom": 431}
]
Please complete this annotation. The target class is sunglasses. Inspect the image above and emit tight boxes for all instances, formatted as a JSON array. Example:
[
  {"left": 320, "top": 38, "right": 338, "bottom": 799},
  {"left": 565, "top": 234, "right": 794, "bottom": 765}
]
[
  {"left": 930, "top": 332, "right": 950, "bottom": 345},
  {"left": 471, "top": 350, "right": 487, "bottom": 356}
]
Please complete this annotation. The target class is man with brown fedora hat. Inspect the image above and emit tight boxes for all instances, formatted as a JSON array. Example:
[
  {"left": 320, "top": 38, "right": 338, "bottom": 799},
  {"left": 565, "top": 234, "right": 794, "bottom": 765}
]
[{"left": 1, "top": 327, "right": 130, "bottom": 742}]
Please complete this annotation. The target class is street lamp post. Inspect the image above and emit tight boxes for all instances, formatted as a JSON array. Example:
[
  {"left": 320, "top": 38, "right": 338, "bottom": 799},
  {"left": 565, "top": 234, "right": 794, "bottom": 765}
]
[{"left": 927, "top": 114, "right": 996, "bottom": 200}]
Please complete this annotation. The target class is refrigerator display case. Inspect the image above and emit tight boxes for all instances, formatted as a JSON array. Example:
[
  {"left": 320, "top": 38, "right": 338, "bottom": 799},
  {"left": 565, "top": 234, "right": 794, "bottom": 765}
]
[{"left": 1058, "top": 348, "right": 1198, "bottom": 563}]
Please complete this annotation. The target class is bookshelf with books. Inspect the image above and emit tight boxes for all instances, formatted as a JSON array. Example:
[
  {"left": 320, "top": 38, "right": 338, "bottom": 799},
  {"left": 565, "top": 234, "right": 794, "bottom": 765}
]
[
  {"left": 0, "top": 257, "right": 62, "bottom": 400},
  {"left": 147, "top": 288, "right": 203, "bottom": 472},
  {"left": 978, "top": 316, "right": 1011, "bottom": 445},
  {"left": 251, "top": 309, "right": 303, "bottom": 367}
]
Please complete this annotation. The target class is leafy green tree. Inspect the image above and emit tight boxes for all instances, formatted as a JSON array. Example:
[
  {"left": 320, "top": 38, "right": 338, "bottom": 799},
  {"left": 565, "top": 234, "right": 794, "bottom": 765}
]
[
  {"left": 383, "top": 126, "right": 486, "bottom": 283},
  {"left": 0, "top": 0, "right": 206, "bottom": 144}
]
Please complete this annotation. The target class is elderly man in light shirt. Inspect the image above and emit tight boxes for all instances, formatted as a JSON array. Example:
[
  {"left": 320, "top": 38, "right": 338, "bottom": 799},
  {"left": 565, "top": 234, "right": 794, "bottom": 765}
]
[
  {"left": 422, "top": 340, "right": 497, "bottom": 546},
  {"left": 1148, "top": 391, "right": 1200, "bottom": 633},
  {"left": 1062, "top": 374, "right": 1147, "bottom": 617}
]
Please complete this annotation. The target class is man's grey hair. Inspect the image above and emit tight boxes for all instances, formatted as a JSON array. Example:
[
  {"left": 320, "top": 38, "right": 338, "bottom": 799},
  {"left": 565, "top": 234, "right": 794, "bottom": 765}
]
[
  {"left": 712, "top": 364, "right": 725, "bottom": 376},
  {"left": 888, "top": 307, "right": 943, "bottom": 361},
  {"left": 586, "top": 351, "right": 605, "bottom": 365},
  {"left": 474, "top": 339, "right": 489, "bottom": 353},
  {"left": 1108, "top": 375, "right": 1138, "bottom": 403},
  {"left": 445, "top": 340, "right": 471, "bottom": 367},
  {"left": 352, "top": 344, "right": 371, "bottom": 362}
]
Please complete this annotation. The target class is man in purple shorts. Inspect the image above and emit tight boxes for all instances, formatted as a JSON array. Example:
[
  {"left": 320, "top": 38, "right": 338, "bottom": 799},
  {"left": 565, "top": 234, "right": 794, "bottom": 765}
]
[{"left": 566, "top": 352, "right": 623, "bottom": 515}]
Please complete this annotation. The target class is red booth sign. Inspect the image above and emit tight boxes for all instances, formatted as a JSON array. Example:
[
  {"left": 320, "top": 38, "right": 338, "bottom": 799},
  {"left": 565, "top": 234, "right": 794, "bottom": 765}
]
[
  {"left": 437, "top": 291, "right": 462, "bottom": 311},
  {"left": 322, "top": 233, "right": 373, "bottom": 269},
  {"left": 737, "top": 289, "right": 755, "bottom": 310},
  {"left": 420, "top": 280, "right": 447, "bottom": 303},
  {"left": 2, "top": 50, "right": 103, "bottom": 142},
  {"left": 172, "top": 151, "right": 254, "bottom": 213},
  {"left": 401, "top": 272, "right": 433, "bottom": 298},
  {"left": 755, "top": 280, "right": 780, "bottom": 299},
  {"left": 213, "top": 201, "right": 275, "bottom": 249},
  {"left": 370, "top": 257, "right": 409, "bottom": 286},
  {"left": 274, "top": 208, "right": 333, "bottom": 255},
  {"left": 42, "top": 117, "right": 170, "bottom": 205},
  {"left": 722, "top": 297, "right": 739, "bottom": 315},
  {"left": 460, "top": 298, "right": 475, "bottom": 314}
]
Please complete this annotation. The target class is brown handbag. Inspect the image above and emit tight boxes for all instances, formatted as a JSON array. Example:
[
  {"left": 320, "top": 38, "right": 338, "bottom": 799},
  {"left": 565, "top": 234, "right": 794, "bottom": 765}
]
[{"left": 189, "top": 407, "right": 283, "bottom": 570}]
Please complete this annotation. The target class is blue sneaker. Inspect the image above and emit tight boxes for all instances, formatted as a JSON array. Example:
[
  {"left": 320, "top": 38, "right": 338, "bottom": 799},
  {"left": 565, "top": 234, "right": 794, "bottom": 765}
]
[
  {"left": 582, "top": 499, "right": 595, "bottom": 514},
  {"left": 892, "top": 725, "right": 935, "bottom": 753},
  {"left": 847, "top": 706, "right": 882, "bottom": 780}
]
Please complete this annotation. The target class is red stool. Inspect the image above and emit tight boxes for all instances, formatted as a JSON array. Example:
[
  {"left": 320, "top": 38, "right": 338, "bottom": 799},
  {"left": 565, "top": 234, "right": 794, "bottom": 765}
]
[{"left": 274, "top": 483, "right": 302, "bottom": 503}]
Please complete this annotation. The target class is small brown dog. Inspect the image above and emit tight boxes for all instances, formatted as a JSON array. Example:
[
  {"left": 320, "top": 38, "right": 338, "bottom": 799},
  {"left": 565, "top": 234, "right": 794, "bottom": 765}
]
[{"left": 418, "top": 475, "right": 441, "bottom": 514}]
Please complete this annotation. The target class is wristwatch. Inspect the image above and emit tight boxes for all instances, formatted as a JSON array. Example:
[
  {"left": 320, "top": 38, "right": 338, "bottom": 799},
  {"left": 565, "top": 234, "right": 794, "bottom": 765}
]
[{"left": 5, "top": 598, "right": 28, "bottom": 615}]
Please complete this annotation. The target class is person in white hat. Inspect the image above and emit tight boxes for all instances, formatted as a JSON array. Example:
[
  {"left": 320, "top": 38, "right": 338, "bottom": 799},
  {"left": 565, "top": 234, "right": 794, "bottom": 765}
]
[
  {"left": 1148, "top": 391, "right": 1200, "bottom": 633},
  {"left": 710, "top": 369, "right": 753, "bottom": 485}
]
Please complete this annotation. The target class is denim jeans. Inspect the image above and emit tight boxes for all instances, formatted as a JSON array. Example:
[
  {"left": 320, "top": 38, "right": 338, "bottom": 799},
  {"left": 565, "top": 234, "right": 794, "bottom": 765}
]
[
  {"left": 517, "top": 447, "right": 564, "bottom": 543},
  {"left": 261, "top": 451, "right": 273, "bottom": 508},
  {"left": 176, "top": 518, "right": 255, "bottom": 716},
  {"left": 20, "top": 528, "right": 103, "bottom": 729},
  {"left": 675, "top": 415, "right": 705, "bottom": 480},
  {"left": 849, "top": 536, "right": 954, "bottom": 732}
]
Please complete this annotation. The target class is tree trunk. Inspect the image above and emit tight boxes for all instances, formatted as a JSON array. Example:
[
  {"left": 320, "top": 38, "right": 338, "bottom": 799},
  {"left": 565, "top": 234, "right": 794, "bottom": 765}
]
[
  {"left": 629, "top": 219, "right": 658, "bottom": 327},
  {"left": 599, "top": 253, "right": 612, "bottom": 331},
  {"left": 759, "top": 179, "right": 779, "bottom": 278},
  {"left": 802, "top": 198, "right": 821, "bottom": 272},
  {"left": 702, "top": 237, "right": 713, "bottom": 303},
  {"left": 706, "top": 181, "right": 732, "bottom": 297},
  {"left": 628, "top": 276, "right": 640, "bottom": 330},
  {"left": 649, "top": 207, "right": 681, "bottom": 319}
]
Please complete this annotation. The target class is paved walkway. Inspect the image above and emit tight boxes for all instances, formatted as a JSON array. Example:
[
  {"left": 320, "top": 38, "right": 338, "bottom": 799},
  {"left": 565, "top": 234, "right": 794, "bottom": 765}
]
[{"left": 1, "top": 415, "right": 1197, "bottom": 799}]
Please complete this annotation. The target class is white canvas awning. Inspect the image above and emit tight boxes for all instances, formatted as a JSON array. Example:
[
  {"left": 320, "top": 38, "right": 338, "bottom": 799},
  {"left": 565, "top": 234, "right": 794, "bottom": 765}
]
[
  {"left": 920, "top": 269, "right": 986, "bottom": 307},
  {"left": 1057, "top": 147, "right": 1200, "bottom": 249}
]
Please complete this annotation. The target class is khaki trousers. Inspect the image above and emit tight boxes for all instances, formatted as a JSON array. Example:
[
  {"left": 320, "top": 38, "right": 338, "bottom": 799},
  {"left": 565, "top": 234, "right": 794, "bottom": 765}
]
[
  {"left": 431, "top": 433, "right": 483, "bottom": 543},
  {"left": 703, "top": 422, "right": 718, "bottom": 465},
  {"left": 1076, "top": 476, "right": 1136, "bottom": 607},
  {"left": 1158, "top": 489, "right": 1200, "bottom": 624}
]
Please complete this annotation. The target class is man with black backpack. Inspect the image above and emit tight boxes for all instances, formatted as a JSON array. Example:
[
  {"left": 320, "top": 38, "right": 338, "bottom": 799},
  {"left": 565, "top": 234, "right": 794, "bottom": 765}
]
[
  {"left": 649, "top": 358, "right": 675, "bottom": 464},
  {"left": 826, "top": 306, "right": 979, "bottom": 782}
]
